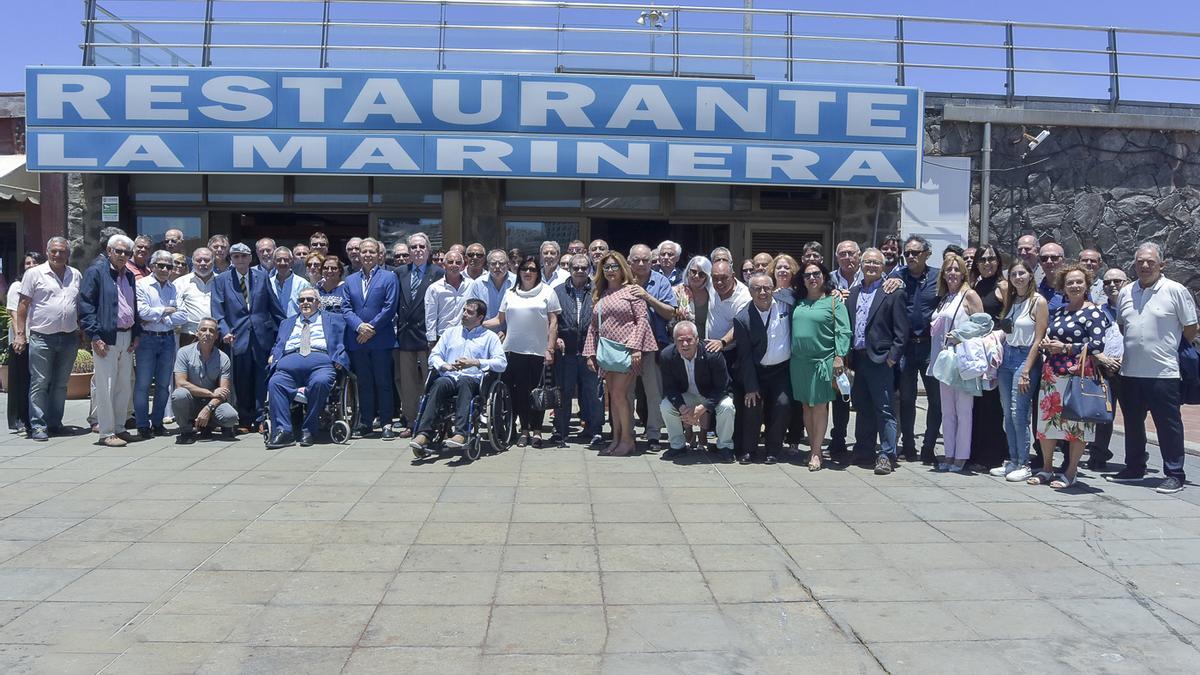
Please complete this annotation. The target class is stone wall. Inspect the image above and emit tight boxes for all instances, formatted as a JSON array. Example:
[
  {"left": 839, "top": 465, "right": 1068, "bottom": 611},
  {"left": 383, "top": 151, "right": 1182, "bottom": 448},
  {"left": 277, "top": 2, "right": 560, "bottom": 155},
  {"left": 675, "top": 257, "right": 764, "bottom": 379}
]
[{"left": 924, "top": 108, "right": 1200, "bottom": 295}]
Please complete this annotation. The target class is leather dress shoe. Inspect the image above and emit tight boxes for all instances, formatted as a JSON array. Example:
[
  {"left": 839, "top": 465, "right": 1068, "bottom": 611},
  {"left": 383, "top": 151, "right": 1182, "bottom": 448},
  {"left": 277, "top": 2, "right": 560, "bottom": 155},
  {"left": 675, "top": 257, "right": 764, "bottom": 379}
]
[
  {"left": 266, "top": 431, "right": 295, "bottom": 450},
  {"left": 738, "top": 453, "right": 752, "bottom": 465},
  {"left": 137, "top": 426, "right": 153, "bottom": 440},
  {"left": 176, "top": 432, "right": 196, "bottom": 445},
  {"left": 152, "top": 425, "right": 169, "bottom": 437},
  {"left": 381, "top": 427, "right": 395, "bottom": 441},
  {"left": 300, "top": 430, "right": 314, "bottom": 447}
]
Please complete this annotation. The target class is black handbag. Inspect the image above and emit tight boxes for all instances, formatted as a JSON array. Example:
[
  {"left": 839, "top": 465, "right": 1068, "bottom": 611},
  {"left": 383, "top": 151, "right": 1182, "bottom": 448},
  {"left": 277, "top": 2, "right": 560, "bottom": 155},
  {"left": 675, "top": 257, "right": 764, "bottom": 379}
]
[
  {"left": 1062, "top": 343, "right": 1114, "bottom": 424},
  {"left": 530, "top": 363, "right": 561, "bottom": 412}
]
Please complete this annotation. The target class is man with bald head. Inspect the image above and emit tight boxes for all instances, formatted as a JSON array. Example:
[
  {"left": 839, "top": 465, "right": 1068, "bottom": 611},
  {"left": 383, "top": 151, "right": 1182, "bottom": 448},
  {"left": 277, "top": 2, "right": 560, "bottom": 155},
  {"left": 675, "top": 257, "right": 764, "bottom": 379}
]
[
  {"left": 627, "top": 243, "right": 678, "bottom": 449},
  {"left": 1079, "top": 248, "right": 1106, "bottom": 304},
  {"left": 588, "top": 239, "right": 609, "bottom": 263},
  {"left": 1036, "top": 242, "right": 1066, "bottom": 312}
]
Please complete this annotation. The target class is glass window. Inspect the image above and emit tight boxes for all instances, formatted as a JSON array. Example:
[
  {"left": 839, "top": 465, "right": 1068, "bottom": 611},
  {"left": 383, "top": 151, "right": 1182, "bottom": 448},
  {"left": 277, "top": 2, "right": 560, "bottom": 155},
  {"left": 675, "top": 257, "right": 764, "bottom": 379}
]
[
  {"left": 584, "top": 181, "right": 659, "bottom": 210},
  {"left": 208, "top": 175, "right": 285, "bottom": 203},
  {"left": 673, "top": 184, "right": 753, "bottom": 211},
  {"left": 130, "top": 175, "right": 203, "bottom": 202},
  {"left": 136, "top": 214, "right": 203, "bottom": 252},
  {"left": 377, "top": 217, "right": 444, "bottom": 251},
  {"left": 505, "top": 221, "right": 581, "bottom": 258},
  {"left": 372, "top": 177, "right": 443, "bottom": 205},
  {"left": 505, "top": 180, "right": 581, "bottom": 208},
  {"left": 294, "top": 176, "right": 369, "bottom": 204}
]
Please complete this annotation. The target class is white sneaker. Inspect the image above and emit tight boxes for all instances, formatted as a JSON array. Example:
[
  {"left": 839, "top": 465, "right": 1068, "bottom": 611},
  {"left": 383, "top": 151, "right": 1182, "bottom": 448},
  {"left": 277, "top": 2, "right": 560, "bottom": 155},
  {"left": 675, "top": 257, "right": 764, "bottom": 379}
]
[
  {"left": 1006, "top": 466, "right": 1033, "bottom": 482},
  {"left": 989, "top": 463, "right": 1012, "bottom": 477}
]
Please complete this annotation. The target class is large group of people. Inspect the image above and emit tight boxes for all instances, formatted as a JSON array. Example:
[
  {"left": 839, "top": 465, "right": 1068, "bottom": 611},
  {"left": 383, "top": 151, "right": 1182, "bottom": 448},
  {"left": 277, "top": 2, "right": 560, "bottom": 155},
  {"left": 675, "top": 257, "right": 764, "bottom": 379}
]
[{"left": 4, "top": 226, "right": 1196, "bottom": 494}]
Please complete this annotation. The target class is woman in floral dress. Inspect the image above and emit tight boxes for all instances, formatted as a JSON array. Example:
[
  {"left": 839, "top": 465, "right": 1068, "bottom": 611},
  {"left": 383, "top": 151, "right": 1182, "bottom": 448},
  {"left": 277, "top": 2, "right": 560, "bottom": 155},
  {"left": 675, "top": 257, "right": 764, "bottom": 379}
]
[{"left": 1029, "top": 263, "right": 1110, "bottom": 489}]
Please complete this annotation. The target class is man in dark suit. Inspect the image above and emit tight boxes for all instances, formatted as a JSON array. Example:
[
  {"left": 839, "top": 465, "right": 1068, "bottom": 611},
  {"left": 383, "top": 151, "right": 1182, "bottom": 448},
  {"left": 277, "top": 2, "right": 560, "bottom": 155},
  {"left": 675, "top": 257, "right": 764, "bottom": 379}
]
[
  {"left": 393, "top": 232, "right": 444, "bottom": 436},
  {"left": 210, "top": 242, "right": 285, "bottom": 430},
  {"left": 659, "top": 320, "right": 736, "bottom": 462},
  {"left": 342, "top": 237, "right": 400, "bottom": 440},
  {"left": 733, "top": 273, "right": 792, "bottom": 465},
  {"left": 847, "top": 248, "right": 909, "bottom": 475},
  {"left": 266, "top": 287, "right": 351, "bottom": 448}
]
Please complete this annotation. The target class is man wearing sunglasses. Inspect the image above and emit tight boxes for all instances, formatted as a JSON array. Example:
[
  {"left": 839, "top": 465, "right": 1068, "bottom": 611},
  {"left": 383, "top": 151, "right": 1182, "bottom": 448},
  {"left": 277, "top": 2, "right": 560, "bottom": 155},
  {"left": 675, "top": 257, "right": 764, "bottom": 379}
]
[
  {"left": 464, "top": 242, "right": 487, "bottom": 280},
  {"left": 393, "top": 232, "right": 445, "bottom": 437},
  {"left": 266, "top": 287, "right": 350, "bottom": 449},
  {"left": 890, "top": 234, "right": 942, "bottom": 464},
  {"left": 552, "top": 254, "right": 605, "bottom": 448},
  {"left": 80, "top": 234, "right": 143, "bottom": 448},
  {"left": 1036, "top": 242, "right": 1067, "bottom": 312},
  {"left": 133, "top": 250, "right": 188, "bottom": 440}
]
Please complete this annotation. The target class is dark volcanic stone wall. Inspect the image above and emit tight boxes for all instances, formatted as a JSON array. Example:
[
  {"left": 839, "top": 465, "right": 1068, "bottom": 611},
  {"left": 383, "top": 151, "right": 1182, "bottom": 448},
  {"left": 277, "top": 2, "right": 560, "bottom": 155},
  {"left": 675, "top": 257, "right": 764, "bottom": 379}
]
[{"left": 924, "top": 109, "right": 1200, "bottom": 295}]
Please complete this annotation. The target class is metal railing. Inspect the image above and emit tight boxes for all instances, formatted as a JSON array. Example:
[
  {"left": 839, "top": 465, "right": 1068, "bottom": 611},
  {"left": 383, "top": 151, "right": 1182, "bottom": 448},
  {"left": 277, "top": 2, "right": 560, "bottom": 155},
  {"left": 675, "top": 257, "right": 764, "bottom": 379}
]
[{"left": 80, "top": 0, "right": 1200, "bottom": 107}]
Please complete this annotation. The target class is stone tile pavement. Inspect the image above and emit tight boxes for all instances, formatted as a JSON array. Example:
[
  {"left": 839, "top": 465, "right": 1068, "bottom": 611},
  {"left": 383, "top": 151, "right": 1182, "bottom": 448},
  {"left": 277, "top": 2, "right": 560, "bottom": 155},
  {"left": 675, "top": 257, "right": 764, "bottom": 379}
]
[{"left": 1, "top": 395, "right": 1199, "bottom": 673}]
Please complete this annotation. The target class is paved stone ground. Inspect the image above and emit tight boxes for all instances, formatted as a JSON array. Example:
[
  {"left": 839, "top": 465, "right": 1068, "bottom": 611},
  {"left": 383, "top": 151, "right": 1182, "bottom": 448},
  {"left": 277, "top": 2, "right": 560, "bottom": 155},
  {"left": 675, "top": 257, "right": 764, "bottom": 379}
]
[{"left": 1, "top": 395, "right": 1199, "bottom": 674}]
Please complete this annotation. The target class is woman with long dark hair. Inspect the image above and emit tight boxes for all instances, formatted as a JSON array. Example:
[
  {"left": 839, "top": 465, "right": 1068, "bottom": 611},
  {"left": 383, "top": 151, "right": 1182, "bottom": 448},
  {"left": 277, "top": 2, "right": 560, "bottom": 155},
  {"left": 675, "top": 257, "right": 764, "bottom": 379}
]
[
  {"left": 6, "top": 251, "right": 47, "bottom": 435},
  {"left": 995, "top": 259, "right": 1048, "bottom": 482},
  {"left": 487, "top": 255, "right": 561, "bottom": 447},
  {"left": 969, "top": 244, "right": 1010, "bottom": 472},
  {"left": 583, "top": 252, "right": 658, "bottom": 456},
  {"left": 789, "top": 261, "right": 851, "bottom": 471}
]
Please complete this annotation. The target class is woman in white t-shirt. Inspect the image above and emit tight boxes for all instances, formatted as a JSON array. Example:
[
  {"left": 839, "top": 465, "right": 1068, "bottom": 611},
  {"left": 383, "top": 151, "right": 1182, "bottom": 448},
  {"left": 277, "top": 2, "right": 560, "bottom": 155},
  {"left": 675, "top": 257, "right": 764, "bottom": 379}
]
[{"left": 486, "top": 256, "right": 561, "bottom": 447}]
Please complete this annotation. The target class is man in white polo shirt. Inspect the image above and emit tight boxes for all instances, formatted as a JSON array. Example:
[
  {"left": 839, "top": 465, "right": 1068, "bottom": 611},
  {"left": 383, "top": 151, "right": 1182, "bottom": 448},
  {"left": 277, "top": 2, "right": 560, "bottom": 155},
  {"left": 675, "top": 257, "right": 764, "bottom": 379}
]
[{"left": 1108, "top": 242, "right": 1198, "bottom": 494}]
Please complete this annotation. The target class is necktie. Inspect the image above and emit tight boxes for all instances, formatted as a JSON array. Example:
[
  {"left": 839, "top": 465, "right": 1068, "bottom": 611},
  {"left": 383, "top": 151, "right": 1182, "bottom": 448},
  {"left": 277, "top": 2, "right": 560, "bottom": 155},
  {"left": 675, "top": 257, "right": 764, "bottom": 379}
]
[
  {"left": 299, "top": 320, "right": 312, "bottom": 356},
  {"left": 238, "top": 274, "right": 249, "bottom": 307},
  {"left": 410, "top": 266, "right": 421, "bottom": 299}
]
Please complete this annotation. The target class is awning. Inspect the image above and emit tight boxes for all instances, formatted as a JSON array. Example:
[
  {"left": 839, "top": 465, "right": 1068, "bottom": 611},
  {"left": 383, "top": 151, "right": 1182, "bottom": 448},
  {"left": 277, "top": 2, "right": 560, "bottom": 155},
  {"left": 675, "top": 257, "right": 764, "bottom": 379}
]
[{"left": 0, "top": 155, "right": 40, "bottom": 204}]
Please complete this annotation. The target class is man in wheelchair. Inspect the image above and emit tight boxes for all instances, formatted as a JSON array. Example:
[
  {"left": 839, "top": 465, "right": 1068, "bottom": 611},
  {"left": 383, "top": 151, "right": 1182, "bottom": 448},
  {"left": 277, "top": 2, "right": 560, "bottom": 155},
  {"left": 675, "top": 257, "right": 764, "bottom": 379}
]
[
  {"left": 265, "top": 287, "right": 350, "bottom": 449},
  {"left": 410, "top": 299, "right": 506, "bottom": 458}
]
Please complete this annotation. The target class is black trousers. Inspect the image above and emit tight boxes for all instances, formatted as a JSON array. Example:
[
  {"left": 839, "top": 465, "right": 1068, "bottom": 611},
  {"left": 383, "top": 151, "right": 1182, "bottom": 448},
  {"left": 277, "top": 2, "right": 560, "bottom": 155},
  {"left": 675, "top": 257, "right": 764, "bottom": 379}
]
[
  {"left": 1120, "top": 376, "right": 1187, "bottom": 480},
  {"left": 740, "top": 362, "right": 791, "bottom": 462},
  {"left": 416, "top": 375, "right": 479, "bottom": 437},
  {"left": 503, "top": 352, "right": 546, "bottom": 433},
  {"left": 723, "top": 350, "right": 743, "bottom": 449},
  {"left": 899, "top": 339, "right": 941, "bottom": 456},
  {"left": 1088, "top": 377, "right": 1123, "bottom": 464},
  {"left": 5, "top": 345, "right": 31, "bottom": 433}
]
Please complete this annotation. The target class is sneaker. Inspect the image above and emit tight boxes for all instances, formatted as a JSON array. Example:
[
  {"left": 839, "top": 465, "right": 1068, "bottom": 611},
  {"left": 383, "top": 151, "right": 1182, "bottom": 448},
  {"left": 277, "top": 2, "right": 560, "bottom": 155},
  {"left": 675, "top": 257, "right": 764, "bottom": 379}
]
[
  {"left": 1156, "top": 476, "right": 1184, "bottom": 494},
  {"left": 1005, "top": 466, "right": 1033, "bottom": 482},
  {"left": 588, "top": 435, "right": 605, "bottom": 449},
  {"left": 989, "top": 463, "right": 1014, "bottom": 477},
  {"left": 31, "top": 429, "right": 49, "bottom": 442},
  {"left": 947, "top": 464, "right": 965, "bottom": 473},
  {"left": 1105, "top": 468, "right": 1146, "bottom": 482},
  {"left": 934, "top": 463, "right": 949, "bottom": 473},
  {"left": 874, "top": 455, "right": 893, "bottom": 475}
]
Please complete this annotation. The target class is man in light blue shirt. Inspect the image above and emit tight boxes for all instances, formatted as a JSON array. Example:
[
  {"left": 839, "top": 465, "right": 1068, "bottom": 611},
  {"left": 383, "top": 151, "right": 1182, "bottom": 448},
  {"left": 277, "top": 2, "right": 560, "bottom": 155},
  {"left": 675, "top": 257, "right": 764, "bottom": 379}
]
[
  {"left": 411, "top": 299, "right": 507, "bottom": 458},
  {"left": 270, "top": 246, "right": 313, "bottom": 318},
  {"left": 135, "top": 250, "right": 189, "bottom": 438},
  {"left": 467, "top": 249, "right": 517, "bottom": 324}
]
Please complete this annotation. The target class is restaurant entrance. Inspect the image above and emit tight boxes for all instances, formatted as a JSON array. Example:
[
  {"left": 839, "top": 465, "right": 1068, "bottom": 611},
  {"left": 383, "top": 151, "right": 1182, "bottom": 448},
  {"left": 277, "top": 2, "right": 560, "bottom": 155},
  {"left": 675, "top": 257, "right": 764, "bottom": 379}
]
[
  {"left": 590, "top": 218, "right": 731, "bottom": 262},
  {"left": 211, "top": 211, "right": 369, "bottom": 258}
]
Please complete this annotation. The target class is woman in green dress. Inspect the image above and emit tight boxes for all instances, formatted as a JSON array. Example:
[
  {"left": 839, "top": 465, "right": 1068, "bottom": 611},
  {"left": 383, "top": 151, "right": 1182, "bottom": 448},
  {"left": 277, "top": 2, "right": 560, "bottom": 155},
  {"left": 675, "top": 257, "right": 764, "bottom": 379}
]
[{"left": 790, "top": 261, "right": 851, "bottom": 471}]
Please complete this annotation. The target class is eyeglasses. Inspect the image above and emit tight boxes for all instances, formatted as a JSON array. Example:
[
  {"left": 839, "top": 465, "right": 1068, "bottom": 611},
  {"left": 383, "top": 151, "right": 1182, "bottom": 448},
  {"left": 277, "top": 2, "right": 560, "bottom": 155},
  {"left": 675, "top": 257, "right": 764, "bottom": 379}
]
[
  {"left": 297, "top": 297, "right": 317, "bottom": 303},
  {"left": 602, "top": 264, "right": 621, "bottom": 272},
  {"left": 803, "top": 271, "right": 824, "bottom": 279},
  {"left": 570, "top": 265, "right": 589, "bottom": 272},
  {"left": 411, "top": 244, "right": 428, "bottom": 249},
  {"left": 751, "top": 285, "right": 772, "bottom": 293},
  {"left": 1039, "top": 254, "right": 1062, "bottom": 262},
  {"left": 520, "top": 267, "right": 538, "bottom": 273},
  {"left": 112, "top": 248, "right": 131, "bottom": 256},
  {"left": 978, "top": 255, "right": 998, "bottom": 262},
  {"left": 903, "top": 250, "right": 923, "bottom": 258},
  {"left": 687, "top": 269, "right": 707, "bottom": 277},
  {"left": 1103, "top": 279, "right": 1126, "bottom": 286},
  {"left": 153, "top": 263, "right": 171, "bottom": 269},
  {"left": 307, "top": 262, "right": 321, "bottom": 268},
  {"left": 466, "top": 252, "right": 484, "bottom": 258}
]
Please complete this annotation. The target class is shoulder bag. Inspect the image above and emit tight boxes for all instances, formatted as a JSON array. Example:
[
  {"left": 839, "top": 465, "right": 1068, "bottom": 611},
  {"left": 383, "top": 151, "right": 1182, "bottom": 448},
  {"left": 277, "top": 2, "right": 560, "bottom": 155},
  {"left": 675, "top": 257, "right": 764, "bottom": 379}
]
[
  {"left": 595, "top": 291, "right": 632, "bottom": 373},
  {"left": 529, "top": 362, "right": 561, "bottom": 412},
  {"left": 1061, "top": 342, "right": 1114, "bottom": 424}
]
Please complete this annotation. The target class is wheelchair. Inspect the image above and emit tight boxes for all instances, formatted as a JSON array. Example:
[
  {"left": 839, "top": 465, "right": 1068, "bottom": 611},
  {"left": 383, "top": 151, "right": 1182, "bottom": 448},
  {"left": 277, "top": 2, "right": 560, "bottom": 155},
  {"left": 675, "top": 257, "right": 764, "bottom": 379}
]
[
  {"left": 262, "top": 368, "right": 360, "bottom": 446},
  {"left": 410, "top": 369, "right": 514, "bottom": 462}
]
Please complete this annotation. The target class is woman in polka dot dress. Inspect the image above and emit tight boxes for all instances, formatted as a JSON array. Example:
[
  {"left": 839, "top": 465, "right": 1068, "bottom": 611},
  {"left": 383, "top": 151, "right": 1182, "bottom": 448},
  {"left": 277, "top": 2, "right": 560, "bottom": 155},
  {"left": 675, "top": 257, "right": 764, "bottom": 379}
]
[{"left": 1029, "top": 263, "right": 1110, "bottom": 489}]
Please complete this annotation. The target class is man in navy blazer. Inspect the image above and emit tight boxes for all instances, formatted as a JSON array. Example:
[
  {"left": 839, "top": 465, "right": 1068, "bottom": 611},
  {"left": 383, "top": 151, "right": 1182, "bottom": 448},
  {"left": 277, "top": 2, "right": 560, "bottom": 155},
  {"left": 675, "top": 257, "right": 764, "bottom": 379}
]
[
  {"left": 266, "top": 287, "right": 350, "bottom": 448},
  {"left": 392, "top": 232, "right": 444, "bottom": 436},
  {"left": 210, "top": 242, "right": 285, "bottom": 429},
  {"left": 341, "top": 237, "right": 400, "bottom": 439},
  {"left": 846, "top": 248, "right": 909, "bottom": 475}
]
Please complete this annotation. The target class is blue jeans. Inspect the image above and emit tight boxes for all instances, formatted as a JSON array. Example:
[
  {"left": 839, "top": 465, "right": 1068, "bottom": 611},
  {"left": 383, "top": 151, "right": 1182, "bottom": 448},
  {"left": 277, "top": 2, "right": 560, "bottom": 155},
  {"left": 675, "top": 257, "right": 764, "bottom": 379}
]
[
  {"left": 134, "top": 333, "right": 177, "bottom": 428},
  {"left": 554, "top": 353, "right": 603, "bottom": 439},
  {"left": 27, "top": 331, "right": 77, "bottom": 433},
  {"left": 851, "top": 356, "right": 898, "bottom": 459},
  {"left": 997, "top": 344, "right": 1039, "bottom": 467}
]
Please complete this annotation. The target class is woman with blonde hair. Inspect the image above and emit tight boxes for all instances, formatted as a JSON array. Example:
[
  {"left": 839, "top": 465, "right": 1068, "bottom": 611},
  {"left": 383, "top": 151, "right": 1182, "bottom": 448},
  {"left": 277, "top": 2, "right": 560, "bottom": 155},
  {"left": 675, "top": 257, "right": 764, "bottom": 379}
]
[
  {"left": 584, "top": 252, "right": 658, "bottom": 456},
  {"left": 304, "top": 251, "right": 326, "bottom": 287},
  {"left": 929, "top": 254, "right": 984, "bottom": 472}
]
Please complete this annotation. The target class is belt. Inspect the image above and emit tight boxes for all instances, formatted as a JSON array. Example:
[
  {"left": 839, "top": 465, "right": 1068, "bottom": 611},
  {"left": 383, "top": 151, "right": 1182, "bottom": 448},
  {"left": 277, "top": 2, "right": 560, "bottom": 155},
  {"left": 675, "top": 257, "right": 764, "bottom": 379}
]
[
  {"left": 143, "top": 330, "right": 173, "bottom": 336},
  {"left": 30, "top": 330, "right": 75, "bottom": 338},
  {"left": 283, "top": 347, "right": 328, "bottom": 357}
]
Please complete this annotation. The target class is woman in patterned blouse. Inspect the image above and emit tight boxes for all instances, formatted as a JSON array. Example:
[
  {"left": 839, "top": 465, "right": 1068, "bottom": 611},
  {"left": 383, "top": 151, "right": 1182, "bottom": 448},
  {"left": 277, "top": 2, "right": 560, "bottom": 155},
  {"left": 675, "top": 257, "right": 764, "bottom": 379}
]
[{"left": 1029, "top": 263, "right": 1110, "bottom": 489}]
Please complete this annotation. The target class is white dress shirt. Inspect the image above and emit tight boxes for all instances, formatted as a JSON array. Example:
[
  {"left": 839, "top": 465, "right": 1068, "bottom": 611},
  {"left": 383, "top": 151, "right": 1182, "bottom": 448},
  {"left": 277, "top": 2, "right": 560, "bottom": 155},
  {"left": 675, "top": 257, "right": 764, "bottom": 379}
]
[
  {"left": 756, "top": 302, "right": 791, "bottom": 366},
  {"left": 136, "top": 275, "right": 188, "bottom": 333},
  {"left": 424, "top": 275, "right": 471, "bottom": 342},
  {"left": 173, "top": 272, "right": 214, "bottom": 333}
]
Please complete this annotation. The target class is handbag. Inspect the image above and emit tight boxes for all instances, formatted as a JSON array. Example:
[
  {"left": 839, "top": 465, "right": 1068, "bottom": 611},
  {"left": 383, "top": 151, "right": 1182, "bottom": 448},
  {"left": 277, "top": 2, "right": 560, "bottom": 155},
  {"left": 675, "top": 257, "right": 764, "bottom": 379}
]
[
  {"left": 530, "top": 363, "right": 561, "bottom": 412},
  {"left": 1062, "top": 343, "right": 1114, "bottom": 424},
  {"left": 595, "top": 293, "right": 632, "bottom": 373}
]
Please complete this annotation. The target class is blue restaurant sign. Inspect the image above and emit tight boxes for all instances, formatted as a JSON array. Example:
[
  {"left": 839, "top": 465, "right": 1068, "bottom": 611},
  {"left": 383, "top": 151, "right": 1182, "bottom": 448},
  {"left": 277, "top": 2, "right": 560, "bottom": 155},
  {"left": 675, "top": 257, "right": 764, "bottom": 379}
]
[{"left": 26, "top": 67, "right": 923, "bottom": 189}]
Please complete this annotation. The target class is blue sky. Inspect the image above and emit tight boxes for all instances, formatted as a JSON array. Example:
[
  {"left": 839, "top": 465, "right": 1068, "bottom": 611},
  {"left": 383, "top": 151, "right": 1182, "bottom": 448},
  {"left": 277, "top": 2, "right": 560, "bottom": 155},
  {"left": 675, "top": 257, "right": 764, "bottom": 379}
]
[{"left": 4, "top": 0, "right": 1198, "bottom": 102}]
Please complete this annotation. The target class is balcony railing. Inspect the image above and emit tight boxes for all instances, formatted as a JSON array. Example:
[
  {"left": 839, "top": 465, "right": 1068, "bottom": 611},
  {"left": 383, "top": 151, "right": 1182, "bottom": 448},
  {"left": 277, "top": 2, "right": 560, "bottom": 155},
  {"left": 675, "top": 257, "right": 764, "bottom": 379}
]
[{"left": 81, "top": 0, "right": 1200, "bottom": 107}]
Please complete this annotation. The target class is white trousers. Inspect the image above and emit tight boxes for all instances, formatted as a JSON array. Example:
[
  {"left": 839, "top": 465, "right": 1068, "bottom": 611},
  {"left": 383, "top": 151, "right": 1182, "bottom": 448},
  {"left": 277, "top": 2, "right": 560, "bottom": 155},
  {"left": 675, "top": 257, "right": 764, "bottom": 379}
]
[{"left": 94, "top": 331, "right": 134, "bottom": 438}]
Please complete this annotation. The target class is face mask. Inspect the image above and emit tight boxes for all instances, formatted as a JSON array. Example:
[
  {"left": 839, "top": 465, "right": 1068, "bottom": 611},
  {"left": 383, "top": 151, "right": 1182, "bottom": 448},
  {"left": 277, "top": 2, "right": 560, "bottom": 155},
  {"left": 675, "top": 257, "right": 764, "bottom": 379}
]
[{"left": 835, "top": 372, "right": 852, "bottom": 401}]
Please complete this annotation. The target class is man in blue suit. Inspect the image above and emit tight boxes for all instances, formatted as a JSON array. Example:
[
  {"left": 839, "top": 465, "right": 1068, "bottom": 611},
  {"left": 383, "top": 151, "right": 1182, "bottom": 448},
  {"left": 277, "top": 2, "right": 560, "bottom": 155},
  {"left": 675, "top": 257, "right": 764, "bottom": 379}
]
[
  {"left": 210, "top": 242, "right": 285, "bottom": 430},
  {"left": 266, "top": 287, "right": 350, "bottom": 448},
  {"left": 342, "top": 237, "right": 400, "bottom": 440}
]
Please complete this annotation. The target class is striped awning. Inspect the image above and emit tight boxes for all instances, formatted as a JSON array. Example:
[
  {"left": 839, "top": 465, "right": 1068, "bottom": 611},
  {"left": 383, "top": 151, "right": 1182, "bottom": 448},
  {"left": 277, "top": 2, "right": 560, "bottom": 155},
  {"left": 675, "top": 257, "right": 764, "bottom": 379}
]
[{"left": 0, "top": 155, "right": 39, "bottom": 204}]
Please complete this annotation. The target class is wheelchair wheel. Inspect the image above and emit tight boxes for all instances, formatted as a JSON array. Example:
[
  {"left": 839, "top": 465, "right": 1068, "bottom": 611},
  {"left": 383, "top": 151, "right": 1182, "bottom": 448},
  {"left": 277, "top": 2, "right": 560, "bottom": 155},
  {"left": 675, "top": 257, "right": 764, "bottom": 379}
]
[
  {"left": 485, "top": 382, "right": 514, "bottom": 454},
  {"left": 465, "top": 434, "right": 482, "bottom": 462},
  {"left": 261, "top": 417, "right": 272, "bottom": 446},
  {"left": 339, "top": 374, "right": 360, "bottom": 434},
  {"left": 330, "top": 420, "right": 352, "bottom": 445}
]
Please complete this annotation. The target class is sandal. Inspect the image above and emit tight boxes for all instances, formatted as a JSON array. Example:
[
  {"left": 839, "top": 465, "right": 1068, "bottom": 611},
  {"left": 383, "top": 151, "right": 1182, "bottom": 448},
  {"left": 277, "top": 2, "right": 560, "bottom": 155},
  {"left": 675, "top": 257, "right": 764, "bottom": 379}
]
[
  {"left": 1050, "top": 473, "right": 1077, "bottom": 490},
  {"left": 1026, "top": 470, "right": 1054, "bottom": 486},
  {"left": 808, "top": 455, "right": 823, "bottom": 472}
]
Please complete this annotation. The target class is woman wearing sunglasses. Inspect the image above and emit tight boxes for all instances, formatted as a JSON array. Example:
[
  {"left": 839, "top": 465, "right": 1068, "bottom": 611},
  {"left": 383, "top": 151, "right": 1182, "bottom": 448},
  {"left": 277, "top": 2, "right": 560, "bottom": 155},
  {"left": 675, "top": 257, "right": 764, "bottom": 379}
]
[
  {"left": 304, "top": 252, "right": 326, "bottom": 288},
  {"left": 969, "top": 244, "right": 1010, "bottom": 473},
  {"left": 790, "top": 262, "right": 851, "bottom": 471},
  {"left": 316, "top": 255, "right": 347, "bottom": 314},
  {"left": 486, "top": 255, "right": 561, "bottom": 448}
]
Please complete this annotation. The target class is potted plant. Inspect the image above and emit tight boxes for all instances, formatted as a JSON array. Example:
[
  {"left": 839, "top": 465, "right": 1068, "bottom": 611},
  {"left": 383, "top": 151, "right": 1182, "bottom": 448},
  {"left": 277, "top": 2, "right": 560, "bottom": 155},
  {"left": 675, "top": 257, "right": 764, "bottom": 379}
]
[{"left": 67, "top": 349, "right": 94, "bottom": 400}]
